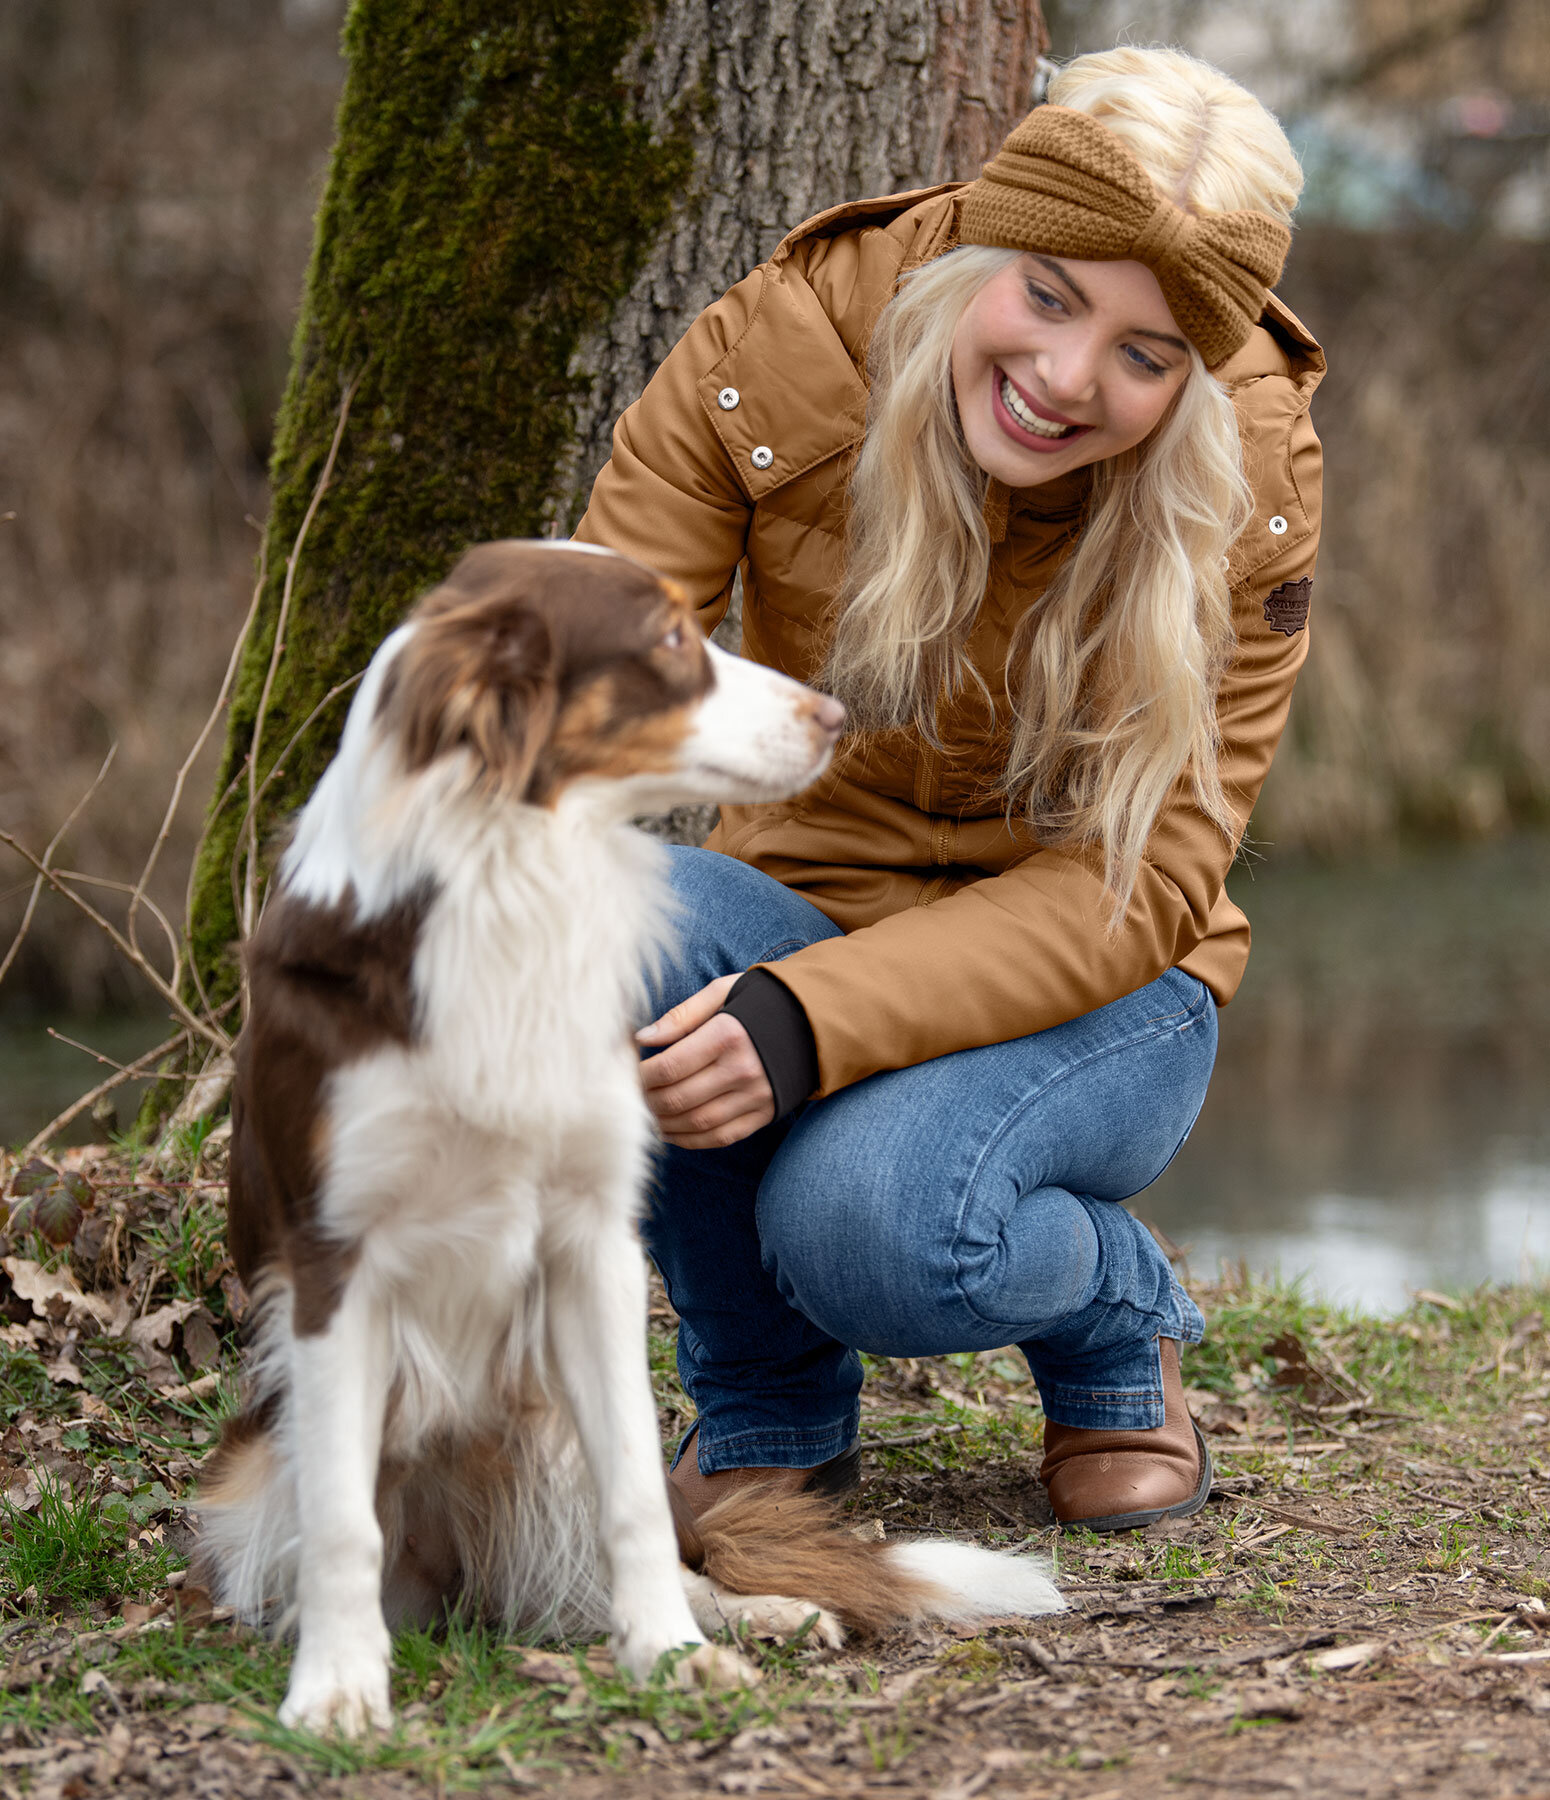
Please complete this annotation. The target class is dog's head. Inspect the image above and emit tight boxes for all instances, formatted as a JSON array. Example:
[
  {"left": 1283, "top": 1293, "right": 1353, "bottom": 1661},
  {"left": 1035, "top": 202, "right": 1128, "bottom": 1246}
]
[{"left": 372, "top": 541, "right": 843, "bottom": 816}]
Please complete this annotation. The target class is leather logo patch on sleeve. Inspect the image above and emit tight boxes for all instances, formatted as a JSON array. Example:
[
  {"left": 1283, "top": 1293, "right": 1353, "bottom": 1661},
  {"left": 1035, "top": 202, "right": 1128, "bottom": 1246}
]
[{"left": 1263, "top": 577, "right": 1312, "bottom": 636}]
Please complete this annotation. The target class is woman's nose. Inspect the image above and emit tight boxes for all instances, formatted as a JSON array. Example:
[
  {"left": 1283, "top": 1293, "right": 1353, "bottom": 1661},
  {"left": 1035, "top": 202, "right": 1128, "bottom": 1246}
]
[{"left": 1037, "top": 337, "right": 1101, "bottom": 408}]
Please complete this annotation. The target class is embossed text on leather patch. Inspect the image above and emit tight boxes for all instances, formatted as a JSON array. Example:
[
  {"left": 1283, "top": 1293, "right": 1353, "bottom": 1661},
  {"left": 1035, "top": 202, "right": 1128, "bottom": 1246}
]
[{"left": 1263, "top": 577, "right": 1312, "bottom": 636}]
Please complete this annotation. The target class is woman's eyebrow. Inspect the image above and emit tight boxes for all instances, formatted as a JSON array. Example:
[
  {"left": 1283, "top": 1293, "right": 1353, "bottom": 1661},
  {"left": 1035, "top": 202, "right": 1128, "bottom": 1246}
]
[
  {"left": 1131, "top": 326, "right": 1190, "bottom": 353},
  {"left": 1028, "top": 255, "right": 1188, "bottom": 356},
  {"left": 1029, "top": 254, "right": 1086, "bottom": 303}
]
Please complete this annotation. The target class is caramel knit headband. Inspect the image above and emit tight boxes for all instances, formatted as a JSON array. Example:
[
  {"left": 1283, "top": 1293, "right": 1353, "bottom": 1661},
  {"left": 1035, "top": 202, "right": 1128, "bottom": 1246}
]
[{"left": 958, "top": 106, "right": 1292, "bottom": 369}]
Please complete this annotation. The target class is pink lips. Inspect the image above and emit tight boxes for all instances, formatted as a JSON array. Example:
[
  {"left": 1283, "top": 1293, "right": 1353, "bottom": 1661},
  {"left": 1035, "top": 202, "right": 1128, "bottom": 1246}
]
[{"left": 991, "top": 367, "right": 1094, "bottom": 454}]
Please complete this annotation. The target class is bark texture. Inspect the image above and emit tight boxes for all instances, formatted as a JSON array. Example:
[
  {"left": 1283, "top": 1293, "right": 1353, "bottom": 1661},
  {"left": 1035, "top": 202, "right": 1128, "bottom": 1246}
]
[
  {"left": 187, "top": 0, "right": 1048, "bottom": 1002},
  {"left": 555, "top": 0, "right": 1050, "bottom": 528}
]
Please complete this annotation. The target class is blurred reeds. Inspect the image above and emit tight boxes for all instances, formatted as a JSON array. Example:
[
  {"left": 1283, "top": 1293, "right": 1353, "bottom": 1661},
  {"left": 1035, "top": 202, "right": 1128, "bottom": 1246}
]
[{"left": 1, "top": 3, "right": 1546, "bottom": 1012}]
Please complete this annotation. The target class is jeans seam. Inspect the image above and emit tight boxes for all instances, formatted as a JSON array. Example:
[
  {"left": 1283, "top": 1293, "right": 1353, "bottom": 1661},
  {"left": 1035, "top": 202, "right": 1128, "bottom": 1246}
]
[{"left": 949, "top": 1007, "right": 1210, "bottom": 1334}]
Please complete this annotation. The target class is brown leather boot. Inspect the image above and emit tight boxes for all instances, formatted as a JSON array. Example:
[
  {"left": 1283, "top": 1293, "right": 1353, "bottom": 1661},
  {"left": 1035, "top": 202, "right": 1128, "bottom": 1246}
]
[
  {"left": 1038, "top": 1338, "right": 1212, "bottom": 1533},
  {"left": 666, "top": 1419, "right": 861, "bottom": 1521}
]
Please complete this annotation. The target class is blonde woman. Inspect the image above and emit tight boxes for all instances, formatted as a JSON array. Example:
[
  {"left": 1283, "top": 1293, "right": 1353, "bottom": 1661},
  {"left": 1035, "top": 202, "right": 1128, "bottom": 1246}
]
[{"left": 577, "top": 47, "right": 1323, "bottom": 1533}]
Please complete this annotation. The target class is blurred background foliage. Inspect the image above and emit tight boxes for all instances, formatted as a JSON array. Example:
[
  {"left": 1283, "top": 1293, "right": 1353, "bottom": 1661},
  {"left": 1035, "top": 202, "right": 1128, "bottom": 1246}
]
[
  {"left": 1, "top": 0, "right": 1545, "bottom": 1302},
  {"left": 2, "top": 0, "right": 1545, "bottom": 1013}
]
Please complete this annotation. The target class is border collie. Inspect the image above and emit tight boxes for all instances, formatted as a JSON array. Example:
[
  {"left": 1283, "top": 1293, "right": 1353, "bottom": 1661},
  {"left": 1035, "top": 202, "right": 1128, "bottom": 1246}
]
[{"left": 196, "top": 541, "right": 1062, "bottom": 1734}]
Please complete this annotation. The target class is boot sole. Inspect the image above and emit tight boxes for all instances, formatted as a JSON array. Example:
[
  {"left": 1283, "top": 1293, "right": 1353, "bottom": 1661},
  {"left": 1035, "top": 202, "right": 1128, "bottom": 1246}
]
[{"left": 1057, "top": 1422, "right": 1214, "bottom": 1535}]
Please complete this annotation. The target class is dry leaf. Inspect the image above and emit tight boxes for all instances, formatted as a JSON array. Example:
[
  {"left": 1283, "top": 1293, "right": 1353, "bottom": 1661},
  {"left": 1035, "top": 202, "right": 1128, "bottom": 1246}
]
[{"left": 2, "top": 1257, "right": 130, "bottom": 1336}]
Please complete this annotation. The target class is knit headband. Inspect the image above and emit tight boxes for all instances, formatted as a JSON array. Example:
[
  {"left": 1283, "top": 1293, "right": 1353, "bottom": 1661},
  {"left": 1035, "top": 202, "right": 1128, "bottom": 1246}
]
[{"left": 958, "top": 106, "right": 1292, "bottom": 369}]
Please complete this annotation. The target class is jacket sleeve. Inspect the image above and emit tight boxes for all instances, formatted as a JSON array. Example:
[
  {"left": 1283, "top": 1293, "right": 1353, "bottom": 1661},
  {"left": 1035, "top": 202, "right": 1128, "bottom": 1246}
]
[
  {"left": 762, "top": 381, "right": 1323, "bottom": 1096},
  {"left": 573, "top": 271, "right": 762, "bottom": 632}
]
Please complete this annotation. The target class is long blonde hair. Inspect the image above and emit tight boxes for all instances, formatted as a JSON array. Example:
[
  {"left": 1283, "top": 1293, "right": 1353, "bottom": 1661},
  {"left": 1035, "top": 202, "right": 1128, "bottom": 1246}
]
[{"left": 823, "top": 47, "right": 1304, "bottom": 919}]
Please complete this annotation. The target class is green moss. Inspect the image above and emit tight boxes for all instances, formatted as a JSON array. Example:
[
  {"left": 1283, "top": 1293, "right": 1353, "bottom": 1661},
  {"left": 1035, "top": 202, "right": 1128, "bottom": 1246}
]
[{"left": 184, "top": 0, "right": 695, "bottom": 1006}]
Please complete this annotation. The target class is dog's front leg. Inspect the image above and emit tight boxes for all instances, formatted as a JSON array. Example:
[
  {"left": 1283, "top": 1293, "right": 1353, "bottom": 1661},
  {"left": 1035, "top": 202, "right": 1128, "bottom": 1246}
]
[
  {"left": 547, "top": 1220, "right": 758, "bottom": 1690},
  {"left": 279, "top": 1273, "right": 394, "bottom": 1735}
]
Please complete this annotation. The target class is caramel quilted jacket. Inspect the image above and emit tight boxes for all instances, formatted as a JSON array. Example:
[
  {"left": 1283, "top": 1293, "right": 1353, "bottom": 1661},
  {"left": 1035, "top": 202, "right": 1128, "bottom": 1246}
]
[{"left": 575, "top": 186, "right": 1324, "bottom": 1098}]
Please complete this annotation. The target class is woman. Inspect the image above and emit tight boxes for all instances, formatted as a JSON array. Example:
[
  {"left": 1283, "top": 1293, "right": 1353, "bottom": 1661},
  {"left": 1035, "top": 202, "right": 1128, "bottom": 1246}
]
[{"left": 575, "top": 47, "right": 1323, "bottom": 1533}]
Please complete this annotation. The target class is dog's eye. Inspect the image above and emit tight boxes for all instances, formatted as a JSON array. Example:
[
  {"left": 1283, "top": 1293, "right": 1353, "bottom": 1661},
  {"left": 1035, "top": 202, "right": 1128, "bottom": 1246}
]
[{"left": 660, "top": 625, "right": 685, "bottom": 651}]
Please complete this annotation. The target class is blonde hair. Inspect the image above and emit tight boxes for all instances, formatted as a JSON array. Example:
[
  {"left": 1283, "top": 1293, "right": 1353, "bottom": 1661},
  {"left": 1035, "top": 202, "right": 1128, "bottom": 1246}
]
[{"left": 823, "top": 47, "right": 1303, "bottom": 920}]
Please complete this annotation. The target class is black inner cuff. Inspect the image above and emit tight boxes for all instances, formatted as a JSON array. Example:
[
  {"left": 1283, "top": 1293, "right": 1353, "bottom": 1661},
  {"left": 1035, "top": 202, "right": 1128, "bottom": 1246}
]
[{"left": 719, "top": 968, "right": 819, "bottom": 1122}]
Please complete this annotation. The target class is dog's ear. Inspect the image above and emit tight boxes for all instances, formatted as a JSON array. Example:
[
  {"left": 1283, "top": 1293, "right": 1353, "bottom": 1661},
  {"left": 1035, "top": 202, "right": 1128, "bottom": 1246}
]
[{"left": 381, "top": 600, "right": 559, "bottom": 798}]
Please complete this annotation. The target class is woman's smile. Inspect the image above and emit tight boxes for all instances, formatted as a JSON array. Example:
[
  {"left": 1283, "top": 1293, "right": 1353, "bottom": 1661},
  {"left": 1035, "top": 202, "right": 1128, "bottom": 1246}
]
[{"left": 992, "top": 366, "right": 1095, "bottom": 452}]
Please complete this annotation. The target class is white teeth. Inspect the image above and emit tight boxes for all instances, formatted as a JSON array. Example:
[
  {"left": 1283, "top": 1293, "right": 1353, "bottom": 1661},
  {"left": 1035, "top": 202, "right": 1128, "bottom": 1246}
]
[{"left": 999, "top": 374, "right": 1073, "bottom": 438}]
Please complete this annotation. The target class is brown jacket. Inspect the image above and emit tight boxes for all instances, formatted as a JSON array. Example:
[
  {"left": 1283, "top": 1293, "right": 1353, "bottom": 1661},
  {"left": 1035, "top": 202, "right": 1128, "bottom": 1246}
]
[{"left": 576, "top": 187, "right": 1324, "bottom": 1097}]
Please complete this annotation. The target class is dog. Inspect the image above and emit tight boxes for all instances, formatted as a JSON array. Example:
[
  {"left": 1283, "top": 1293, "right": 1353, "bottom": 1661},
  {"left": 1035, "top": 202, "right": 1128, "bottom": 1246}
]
[{"left": 195, "top": 540, "right": 1063, "bottom": 1735}]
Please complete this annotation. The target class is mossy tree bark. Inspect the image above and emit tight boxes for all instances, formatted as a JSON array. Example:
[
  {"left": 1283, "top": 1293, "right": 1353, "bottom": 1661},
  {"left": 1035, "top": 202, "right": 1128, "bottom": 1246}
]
[{"left": 186, "top": 0, "right": 1048, "bottom": 1006}]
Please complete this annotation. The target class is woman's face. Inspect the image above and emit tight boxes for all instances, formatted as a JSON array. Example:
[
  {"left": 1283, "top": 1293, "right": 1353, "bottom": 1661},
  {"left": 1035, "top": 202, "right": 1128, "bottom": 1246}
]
[{"left": 950, "top": 253, "right": 1192, "bottom": 487}]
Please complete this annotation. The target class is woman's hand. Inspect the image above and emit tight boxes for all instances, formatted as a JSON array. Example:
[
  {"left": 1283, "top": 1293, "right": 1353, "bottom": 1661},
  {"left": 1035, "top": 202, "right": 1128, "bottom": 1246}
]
[{"left": 637, "top": 974, "right": 774, "bottom": 1149}]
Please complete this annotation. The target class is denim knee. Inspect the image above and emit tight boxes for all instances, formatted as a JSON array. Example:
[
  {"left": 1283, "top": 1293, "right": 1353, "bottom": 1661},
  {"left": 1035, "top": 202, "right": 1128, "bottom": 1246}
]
[{"left": 755, "top": 1177, "right": 955, "bottom": 1358}]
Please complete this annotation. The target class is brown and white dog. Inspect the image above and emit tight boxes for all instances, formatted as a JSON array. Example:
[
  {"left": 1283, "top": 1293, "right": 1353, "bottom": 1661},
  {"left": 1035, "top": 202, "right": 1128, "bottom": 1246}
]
[{"left": 196, "top": 540, "right": 1062, "bottom": 1735}]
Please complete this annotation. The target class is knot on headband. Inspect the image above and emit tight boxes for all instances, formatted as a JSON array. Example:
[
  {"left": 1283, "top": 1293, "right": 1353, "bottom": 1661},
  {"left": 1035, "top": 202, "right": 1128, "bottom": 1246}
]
[{"left": 958, "top": 106, "right": 1292, "bottom": 369}]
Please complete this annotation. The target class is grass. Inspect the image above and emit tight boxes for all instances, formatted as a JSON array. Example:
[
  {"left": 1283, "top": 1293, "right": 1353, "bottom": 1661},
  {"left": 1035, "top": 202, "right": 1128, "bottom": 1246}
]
[{"left": 2, "top": 1474, "right": 177, "bottom": 1611}]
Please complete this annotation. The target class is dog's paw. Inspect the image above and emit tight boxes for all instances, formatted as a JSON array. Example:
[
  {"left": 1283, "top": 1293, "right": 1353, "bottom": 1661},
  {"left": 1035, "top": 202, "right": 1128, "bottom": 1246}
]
[{"left": 278, "top": 1642, "right": 392, "bottom": 1737}]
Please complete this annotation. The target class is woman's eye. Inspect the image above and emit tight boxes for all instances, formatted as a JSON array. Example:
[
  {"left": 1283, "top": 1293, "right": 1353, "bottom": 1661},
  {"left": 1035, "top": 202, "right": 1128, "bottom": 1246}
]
[
  {"left": 1123, "top": 344, "right": 1165, "bottom": 377},
  {"left": 1024, "top": 281, "right": 1066, "bottom": 315}
]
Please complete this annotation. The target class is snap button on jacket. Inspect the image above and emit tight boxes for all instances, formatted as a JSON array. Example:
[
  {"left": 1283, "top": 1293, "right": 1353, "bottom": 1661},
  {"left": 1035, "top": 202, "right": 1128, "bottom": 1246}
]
[{"left": 576, "top": 187, "right": 1325, "bottom": 1099}]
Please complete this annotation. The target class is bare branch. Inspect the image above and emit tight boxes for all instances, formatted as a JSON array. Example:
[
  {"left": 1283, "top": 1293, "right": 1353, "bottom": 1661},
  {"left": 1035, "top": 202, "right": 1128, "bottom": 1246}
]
[
  {"left": 129, "top": 535, "right": 270, "bottom": 977},
  {"left": 46, "top": 1027, "right": 204, "bottom": 1079},
  {"left": 241, "top": 374, "right": 360, "bottom": 946},
  {"left": 0, "top": 745, "right": 117, "bottom": 992},
  {"left": 21, "top": 1028, "right": 191, "bottom": 1158},
  {"left": 53, "top": 870, "right": 183, "bottom": 991},
  {"left": 0, "top": 831, "right": 229, "bottom": 1053}
]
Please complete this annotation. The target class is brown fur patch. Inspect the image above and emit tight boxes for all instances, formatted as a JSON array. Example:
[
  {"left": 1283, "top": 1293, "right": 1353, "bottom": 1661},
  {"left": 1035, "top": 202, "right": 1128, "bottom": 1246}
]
[
  {"left": 230, "top": 882, "right": 434, "bottom": 1336},
  {"left": 377, "top": 597, "right": 558, "bottom": 799},
  {"left": 688, "top": 1486, "right": 938, "bottom": 1639},
  {"left": 386, "top": 541, "right": 714, "bottom": 806}
]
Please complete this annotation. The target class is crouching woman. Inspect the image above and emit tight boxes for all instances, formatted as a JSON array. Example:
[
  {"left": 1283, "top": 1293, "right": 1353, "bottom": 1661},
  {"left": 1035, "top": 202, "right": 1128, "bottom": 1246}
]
[{"left": 577, "top": 46, "right": 1323, "bottom": 1532}]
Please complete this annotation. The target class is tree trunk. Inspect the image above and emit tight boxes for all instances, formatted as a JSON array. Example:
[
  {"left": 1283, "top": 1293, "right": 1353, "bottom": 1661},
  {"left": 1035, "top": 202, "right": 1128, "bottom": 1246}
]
[{"left": 186, "top": 0, "right": 1048, "bottom": 1005}]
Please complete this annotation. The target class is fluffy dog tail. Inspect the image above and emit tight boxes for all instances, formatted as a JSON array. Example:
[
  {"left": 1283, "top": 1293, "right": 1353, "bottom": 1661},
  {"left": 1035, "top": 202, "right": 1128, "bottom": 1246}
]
[{"left": 670, "top": 1484, "right": 1063, "bottom": 1638}]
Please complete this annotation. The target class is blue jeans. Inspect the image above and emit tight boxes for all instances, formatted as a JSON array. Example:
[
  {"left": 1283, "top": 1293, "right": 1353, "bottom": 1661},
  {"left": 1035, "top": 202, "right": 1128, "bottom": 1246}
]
[{"left": 645, "top": 845, "right": 1214, "bottom": 1472}]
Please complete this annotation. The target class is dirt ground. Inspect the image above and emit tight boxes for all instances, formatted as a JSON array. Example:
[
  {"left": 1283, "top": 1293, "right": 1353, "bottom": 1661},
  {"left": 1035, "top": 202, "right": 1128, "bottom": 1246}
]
[{"left": 3, "top": 1145, "right": 1549, "bottom": 1799}]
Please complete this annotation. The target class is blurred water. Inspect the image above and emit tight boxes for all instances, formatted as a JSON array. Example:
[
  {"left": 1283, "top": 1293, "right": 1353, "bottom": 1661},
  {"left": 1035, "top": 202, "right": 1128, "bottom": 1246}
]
[
  {"left": 2, "top": 840, "right": 1547, "bottom": 1310},
  {"left": 0, "top": 1013, "right": 165, "bottom": 1151},
  {"left": 1143, "top": 837, "right": 1550, "bottom": 1309}
]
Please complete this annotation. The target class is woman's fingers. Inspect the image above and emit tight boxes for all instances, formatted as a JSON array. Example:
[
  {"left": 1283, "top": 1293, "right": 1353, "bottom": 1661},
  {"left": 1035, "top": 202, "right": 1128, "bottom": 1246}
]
[
  {"left": 639, "top": 1013, "right": 774, "bottom": 1149},
  {"left": 639, "top": 1012, "right": 757, "bottom": 1096},
  {"left": 637, "top": 972, "right": 741, "bottom": 1048},
  {"left": 657, "top": 1101, "right": 775, "bottom": 1150},
  {"left": 644, "top": 1053, "right": 761, "bottom": 1121}
]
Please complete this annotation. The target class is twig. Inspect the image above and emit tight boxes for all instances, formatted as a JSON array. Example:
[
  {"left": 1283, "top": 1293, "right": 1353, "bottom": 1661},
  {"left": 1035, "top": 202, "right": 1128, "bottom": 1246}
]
[
  {"left": 0, "top": 832, "right": 226, "bottom": 1054},
  {"left": 45, "top": 1029, "right": 202, "bottom": 1081},
  {"left": 51, "top": 871, "right": 183, "bottom": 992},
  {"left": 864, "top": 1424, "right": 965, "bottom": 1449},
  {"left": 240, "top": 374, "right": 359, "bottom": 946},
  {"left": 21, "top": 1030, "right": 190, "bottom": 1158},
  {"left": 131, "top": 535, "right": 270, "bottom": 1025},
  {"left": 0, "top": 746, "right": 118, "bottom": 991}
]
